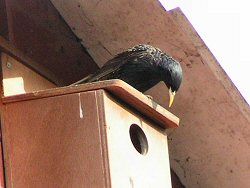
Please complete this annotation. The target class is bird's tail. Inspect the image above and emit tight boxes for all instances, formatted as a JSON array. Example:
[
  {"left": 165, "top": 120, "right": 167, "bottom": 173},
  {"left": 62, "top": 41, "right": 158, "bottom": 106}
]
[{"left": 69, "top": 74, "right": 93, "bottom": 86}]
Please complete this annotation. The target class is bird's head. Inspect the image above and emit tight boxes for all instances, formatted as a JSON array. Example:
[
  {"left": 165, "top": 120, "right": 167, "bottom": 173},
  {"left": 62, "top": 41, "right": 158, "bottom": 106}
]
[{"left": 158, "top": 55, "right": 182, "bottom": 108}]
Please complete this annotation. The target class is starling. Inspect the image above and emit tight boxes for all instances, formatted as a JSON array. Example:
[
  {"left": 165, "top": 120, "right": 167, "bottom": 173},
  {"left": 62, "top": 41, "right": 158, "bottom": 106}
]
[{"left": 73, "top": 44, "right": 182, "bottom": 107}]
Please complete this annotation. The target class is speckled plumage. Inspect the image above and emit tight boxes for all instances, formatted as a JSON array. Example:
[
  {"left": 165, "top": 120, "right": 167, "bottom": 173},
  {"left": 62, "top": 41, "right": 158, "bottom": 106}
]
[{"left": 75, "top": 44, "right": 182, "bottom": 93}]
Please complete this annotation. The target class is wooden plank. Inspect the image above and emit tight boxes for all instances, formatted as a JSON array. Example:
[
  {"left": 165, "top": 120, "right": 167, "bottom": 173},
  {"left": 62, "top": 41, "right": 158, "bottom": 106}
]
[
  {"left": 96, "top": 90, "right": 112, "bottom": 188},
  {"left": 0, "top": 139, "right": 5, "bottom": 188},
  {"left": 1, "top": 53, "right": 56, "bottom": 96},
  {"left": 2, "top": 91, "right": 108, "bottom": 188},
  {"left": 102, "top": 90, "right": 172, "bottom": 187},
  {"left": 0, "top": 36, "right": 61, "bottom": 85},
  {"left": 0, "top": 0, "right": 8, "bottom": 39},
  {"left": 2, "top": 79, "right": 179, "bottom": 129},
  {"left": 4, "top": 0, "right": 99, "bottom": 85},
  {"left": 50, "top": 0, "right": 190, "bottom": 66}
]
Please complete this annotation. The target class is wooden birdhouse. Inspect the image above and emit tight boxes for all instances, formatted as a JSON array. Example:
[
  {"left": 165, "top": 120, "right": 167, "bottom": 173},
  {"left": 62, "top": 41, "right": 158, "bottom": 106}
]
[{"left": 1, "top": 79, "right": 179, "bottom": 188}]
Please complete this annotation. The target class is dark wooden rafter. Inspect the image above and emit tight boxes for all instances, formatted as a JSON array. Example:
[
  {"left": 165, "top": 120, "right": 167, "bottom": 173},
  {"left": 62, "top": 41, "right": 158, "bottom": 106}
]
[
  {"left": 0, "top": 0, "right": 8, "bottom": 39},
  {"left": 0, "top": 36, "right": 61, "bottom": 85},
  {"left": 0, "top": 0, "right": 99, "bottom": 86}
]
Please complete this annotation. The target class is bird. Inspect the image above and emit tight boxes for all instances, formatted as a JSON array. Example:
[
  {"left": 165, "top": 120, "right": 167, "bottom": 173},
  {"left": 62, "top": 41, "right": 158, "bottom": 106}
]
[{"left": 73, "top": 44, "right": 182, "bottom": 107}]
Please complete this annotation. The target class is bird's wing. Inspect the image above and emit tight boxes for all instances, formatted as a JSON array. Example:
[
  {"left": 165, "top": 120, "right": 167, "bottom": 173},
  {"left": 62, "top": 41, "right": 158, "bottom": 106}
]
[{"left": 85, "top": 48, "right": 154, "bottom": 82}]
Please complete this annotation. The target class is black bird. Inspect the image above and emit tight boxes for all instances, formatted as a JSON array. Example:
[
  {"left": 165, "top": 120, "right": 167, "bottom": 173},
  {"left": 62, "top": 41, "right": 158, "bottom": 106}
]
[{"left": 73, "top": 44, "right": 182, "bottom": 107}]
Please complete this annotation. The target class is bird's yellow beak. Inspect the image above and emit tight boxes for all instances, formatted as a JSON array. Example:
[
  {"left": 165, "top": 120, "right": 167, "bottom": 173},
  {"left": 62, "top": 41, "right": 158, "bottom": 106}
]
[{"left": 169, "top": 88, "right": 176, "bottom": 108}]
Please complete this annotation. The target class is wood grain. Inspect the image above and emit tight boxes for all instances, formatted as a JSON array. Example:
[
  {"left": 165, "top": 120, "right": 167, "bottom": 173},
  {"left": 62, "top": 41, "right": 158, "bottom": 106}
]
[
  {"left": 0, "top": 140, "right": 5, "bottom": 188},
  {"left": 0, "top": 0, "right": 8, "bottom": 39},
  {"left": 1, "top": 53, "right": 56, "bottom": 96},
  {"left": 0, "top": 36, "right": 61, "bottom": 85},
  {"left": 2, "top": 91, "right": 108, "bottom": 188},
  {"left": 2, "top": 80, "right": 179, "bottom": 129},
  {"left": 4, "top": 0, "right": 99, "bottom": 85}
]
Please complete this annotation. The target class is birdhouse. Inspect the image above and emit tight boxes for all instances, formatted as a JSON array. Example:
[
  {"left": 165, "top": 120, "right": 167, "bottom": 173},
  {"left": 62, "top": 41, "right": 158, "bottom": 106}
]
[{"left": 1, "top": 79, "right": 179, "bottom": 188}]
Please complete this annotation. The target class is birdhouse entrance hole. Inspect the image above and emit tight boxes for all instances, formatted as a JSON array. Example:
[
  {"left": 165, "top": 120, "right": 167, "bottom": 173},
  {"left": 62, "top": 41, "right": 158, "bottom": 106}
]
[{"left": 129, "top": 124, "right": 148, "bottom": 155}]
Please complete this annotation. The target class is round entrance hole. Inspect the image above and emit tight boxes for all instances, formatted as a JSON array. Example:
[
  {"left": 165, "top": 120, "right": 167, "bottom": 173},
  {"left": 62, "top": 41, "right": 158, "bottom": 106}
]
[{"left": 129, "top": 124, "right": 148, "bottom": 155}]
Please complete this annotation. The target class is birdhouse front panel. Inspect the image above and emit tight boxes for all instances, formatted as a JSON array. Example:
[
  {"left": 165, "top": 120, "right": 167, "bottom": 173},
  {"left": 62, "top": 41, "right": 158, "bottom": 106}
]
[
  {"left": 2, "top": 91, "right": 108, "bottom": 188},
  {"left": 102, "top": 91, "right": 172, "bottom": 188}
]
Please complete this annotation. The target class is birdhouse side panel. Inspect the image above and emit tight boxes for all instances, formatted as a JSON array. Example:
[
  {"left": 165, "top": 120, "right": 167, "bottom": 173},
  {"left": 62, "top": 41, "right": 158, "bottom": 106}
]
[{"left": 100, "top": 91, "right": 172, "bottom": 188}]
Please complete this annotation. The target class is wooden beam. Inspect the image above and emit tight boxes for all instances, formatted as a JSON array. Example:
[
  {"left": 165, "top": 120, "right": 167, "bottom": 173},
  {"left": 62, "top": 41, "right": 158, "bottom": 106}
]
[
  {"left": 3, "top": 0, "right": 99, "bottom": 85},
  {"left": 0, "top": 0, "right": 8, "bottom": 39},
  {"left": 1, "top": 53, "right": 56, "bottom": 96},
  {"left": 0, "top": 36, "right": 62, "bottom": 86}
]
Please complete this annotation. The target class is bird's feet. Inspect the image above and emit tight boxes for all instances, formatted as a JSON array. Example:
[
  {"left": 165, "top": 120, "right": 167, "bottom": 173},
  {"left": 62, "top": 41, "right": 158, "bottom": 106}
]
[{"left": 146, "top": 95, "right": 153, "bottom": 100}]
